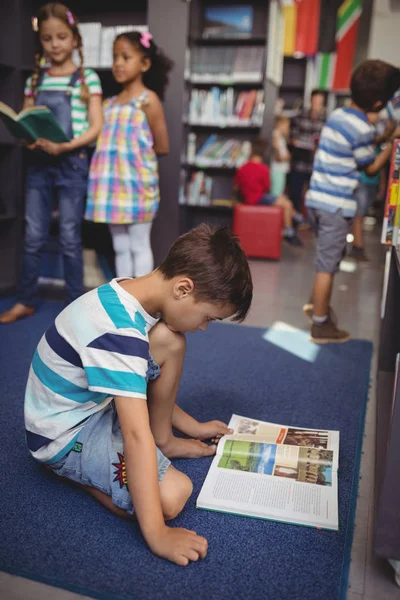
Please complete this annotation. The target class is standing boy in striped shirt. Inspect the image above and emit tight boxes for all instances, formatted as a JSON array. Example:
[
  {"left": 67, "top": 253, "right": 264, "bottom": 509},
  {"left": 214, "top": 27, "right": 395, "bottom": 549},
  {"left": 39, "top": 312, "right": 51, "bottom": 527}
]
[
  {"left": 24, "top": 224, "right": 253, "bottom": 566},
  {"left": 304, "top": 60, "right": 400, "bottom": 343}
]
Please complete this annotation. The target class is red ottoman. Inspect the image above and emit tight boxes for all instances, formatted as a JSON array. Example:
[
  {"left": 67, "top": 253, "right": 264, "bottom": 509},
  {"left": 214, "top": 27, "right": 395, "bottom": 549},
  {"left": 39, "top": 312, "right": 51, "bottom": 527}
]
[{"left": 232, "top": 204, "right": 283, "bottom": 259}]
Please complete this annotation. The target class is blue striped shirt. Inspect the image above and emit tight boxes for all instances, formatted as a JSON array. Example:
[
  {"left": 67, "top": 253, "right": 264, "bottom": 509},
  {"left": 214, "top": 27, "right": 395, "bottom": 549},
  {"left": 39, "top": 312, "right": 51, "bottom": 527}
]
[
  {"left": 24, "top": 279, "right": 158, "bottom": 464},
  {"left": 305, "top": 107, "right": 376, "bottom": 217}
]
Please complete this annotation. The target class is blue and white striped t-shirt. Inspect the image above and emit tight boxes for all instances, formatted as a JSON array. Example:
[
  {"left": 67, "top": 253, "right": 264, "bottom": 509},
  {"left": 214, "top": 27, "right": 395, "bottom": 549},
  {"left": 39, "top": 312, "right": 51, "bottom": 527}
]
[
  {"left": 24, "top": 279, "right": 158, "bottom": 465},
  {"left": 306, "top": 107, "right": 376, "bottom": 217}
]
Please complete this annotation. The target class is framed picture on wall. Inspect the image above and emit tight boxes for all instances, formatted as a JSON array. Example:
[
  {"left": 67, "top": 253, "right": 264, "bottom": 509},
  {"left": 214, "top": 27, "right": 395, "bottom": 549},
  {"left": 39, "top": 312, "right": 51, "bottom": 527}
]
[{"left": 202, "top": 5, "right": 254, "bottom": 38}]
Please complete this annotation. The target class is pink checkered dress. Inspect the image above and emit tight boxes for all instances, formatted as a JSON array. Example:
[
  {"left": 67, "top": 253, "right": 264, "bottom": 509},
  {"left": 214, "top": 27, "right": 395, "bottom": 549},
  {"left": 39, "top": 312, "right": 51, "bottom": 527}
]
[{"left": 85, "top": 91, "right": 159, "bottom": 224}]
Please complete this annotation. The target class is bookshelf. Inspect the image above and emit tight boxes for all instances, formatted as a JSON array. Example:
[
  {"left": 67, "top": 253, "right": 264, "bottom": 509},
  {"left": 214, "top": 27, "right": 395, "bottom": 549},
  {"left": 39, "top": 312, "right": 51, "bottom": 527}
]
[
  {"left": 279, "top": 56, "right": 307, "bottom": 114},
  {"left": 0, "top": 0, "right": 188, "bottom": 294},
  {"left": 179, "top": 0, "right": 279, "bottom": 233}
]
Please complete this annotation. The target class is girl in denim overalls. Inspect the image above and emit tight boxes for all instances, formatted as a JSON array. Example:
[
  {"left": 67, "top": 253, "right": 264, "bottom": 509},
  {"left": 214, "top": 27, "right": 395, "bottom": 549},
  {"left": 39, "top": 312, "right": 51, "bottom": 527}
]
[{"left": 0, "top": 3, "right": 103, "bottom": 324}]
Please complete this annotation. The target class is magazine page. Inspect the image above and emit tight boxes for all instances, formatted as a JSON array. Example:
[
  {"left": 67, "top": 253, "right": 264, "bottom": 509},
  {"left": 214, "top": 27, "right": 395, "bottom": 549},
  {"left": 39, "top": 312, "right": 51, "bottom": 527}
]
[
  {"left": 216, "top": 439, "right": 334, "bottom": 486},
  {"left": 197, "top": 414, "right": 339, "bottom": 530},
  {"left": 227, "top": 414, "right": 339, "bottom": 470},
  {"left": 197, "top": 456, "right": 338, "bottom": 530}
]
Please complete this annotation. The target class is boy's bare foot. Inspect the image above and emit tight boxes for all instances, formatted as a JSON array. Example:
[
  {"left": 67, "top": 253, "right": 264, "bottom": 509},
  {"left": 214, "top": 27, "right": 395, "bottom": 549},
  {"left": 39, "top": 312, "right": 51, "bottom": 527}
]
[
  {"left": 161, "top": 437, "right": 217, "bottom": 459},
  {"left": 0, "top": 303, "right": 35, "bottom": 323}
]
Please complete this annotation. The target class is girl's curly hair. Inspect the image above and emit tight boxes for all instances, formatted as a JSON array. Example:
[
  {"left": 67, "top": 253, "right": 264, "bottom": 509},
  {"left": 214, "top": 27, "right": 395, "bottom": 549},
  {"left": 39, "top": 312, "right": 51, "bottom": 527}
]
[{"left": 115, "top": 31, "right": 174, "bottom": 101}]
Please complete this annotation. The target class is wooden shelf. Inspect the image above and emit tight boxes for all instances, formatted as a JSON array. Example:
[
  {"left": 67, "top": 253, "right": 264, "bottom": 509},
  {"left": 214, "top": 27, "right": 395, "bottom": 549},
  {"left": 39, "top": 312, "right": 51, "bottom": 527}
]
[
  {"left": 0, "top": 214, "right": 16, "bottom": 222},
  {"left": 191, "top": 36, "right": 266, "bottom": 45},
  {"left": 181, "top": 204, "right": 234, "bottom": 211},
  {"left": 186, "top": 78, "right": 263, "bottom": 87},
  {"left": 184, "top": 121, "right": 261, "bottom": 129},
  {"left": 183, "top": 162, "right": 237, "bottom": 171}
]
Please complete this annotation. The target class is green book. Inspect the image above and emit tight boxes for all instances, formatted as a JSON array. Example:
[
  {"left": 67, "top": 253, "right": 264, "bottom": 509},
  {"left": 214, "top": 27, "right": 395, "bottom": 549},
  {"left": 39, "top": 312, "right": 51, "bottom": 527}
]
[{"left": 0, "top": 101, "right": 70, "bottom": 143}]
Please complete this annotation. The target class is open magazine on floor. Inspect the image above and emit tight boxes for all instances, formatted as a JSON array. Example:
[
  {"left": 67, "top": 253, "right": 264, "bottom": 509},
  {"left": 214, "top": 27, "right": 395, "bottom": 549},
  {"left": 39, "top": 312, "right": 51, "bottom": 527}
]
[{"left": 197, "top": 414, "right": 340, "bottom": 530}]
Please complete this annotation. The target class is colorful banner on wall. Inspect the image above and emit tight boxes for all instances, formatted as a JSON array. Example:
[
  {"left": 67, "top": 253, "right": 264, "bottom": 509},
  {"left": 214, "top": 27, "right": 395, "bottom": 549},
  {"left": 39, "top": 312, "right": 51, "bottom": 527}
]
[
  {"left": 332, "top": 0, "right": 362, "bottom": 89},
  {"left": 283, "top": 0, "right": 320, "bottom": 57},
  {"left": 313, "top": 0, "right": 362, "bottom": 90}
]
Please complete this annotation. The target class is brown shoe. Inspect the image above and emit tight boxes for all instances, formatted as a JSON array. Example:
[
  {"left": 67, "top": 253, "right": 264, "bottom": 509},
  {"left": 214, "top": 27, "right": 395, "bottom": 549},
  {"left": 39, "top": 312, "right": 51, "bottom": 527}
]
[
  {"left": 0, "top": 303, "right": 35, "bottom": 324},
  {"left": 310, "top": 317, "right": 350, "bottom": 344}
]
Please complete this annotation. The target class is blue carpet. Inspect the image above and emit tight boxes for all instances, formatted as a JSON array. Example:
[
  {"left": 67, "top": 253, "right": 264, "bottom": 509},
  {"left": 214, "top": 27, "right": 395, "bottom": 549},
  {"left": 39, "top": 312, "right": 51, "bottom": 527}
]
[{"left": 0, "top": 298, "right": 372, "bottom": 600}]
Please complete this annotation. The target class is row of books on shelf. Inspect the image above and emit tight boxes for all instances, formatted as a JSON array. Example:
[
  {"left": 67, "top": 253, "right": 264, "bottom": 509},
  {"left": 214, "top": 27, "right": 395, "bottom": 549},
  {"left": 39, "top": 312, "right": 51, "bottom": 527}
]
[
  {"left": 76, "top": 23, "right": 148, "bottom": 68},
  {"left": 186, "top": 134, "right": 251, "bottom": 168},
  {"left": 382, "top": 140, "right": 400, "bottom": 246},
  {"left": 186, "top": 46, "right": 264, "bottom": 83},
  {"left": 182, "top": 171, "right": 214, "bottom": 206},
  {"left": 188, "top": 88, "right": 264, "bottom": 127}
]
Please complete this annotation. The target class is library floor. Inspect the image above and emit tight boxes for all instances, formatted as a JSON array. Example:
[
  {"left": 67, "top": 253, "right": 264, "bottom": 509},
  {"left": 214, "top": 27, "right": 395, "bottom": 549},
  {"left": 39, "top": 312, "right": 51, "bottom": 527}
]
[{"left": 1, "top": 225, "right": 399, "bottom": 600}]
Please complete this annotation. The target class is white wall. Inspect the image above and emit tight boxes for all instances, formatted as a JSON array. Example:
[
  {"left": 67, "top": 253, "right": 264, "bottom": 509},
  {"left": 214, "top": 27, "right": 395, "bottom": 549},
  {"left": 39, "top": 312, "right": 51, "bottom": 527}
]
[{"left": 368, "top": 0, "right": 400, "bottom": 64}]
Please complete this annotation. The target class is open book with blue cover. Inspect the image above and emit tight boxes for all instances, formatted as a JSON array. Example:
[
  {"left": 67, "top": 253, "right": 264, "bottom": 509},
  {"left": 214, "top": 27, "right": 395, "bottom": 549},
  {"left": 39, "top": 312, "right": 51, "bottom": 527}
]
[
  {"left": 197, "top": 414, "right": 339, "bottom": 530},
  {"left": 0, "top": 101, "right": 69, "bottom": 143}
]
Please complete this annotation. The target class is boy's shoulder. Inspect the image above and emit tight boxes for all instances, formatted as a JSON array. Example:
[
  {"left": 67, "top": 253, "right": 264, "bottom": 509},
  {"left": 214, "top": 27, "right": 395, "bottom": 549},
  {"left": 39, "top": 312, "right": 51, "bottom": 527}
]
[
  {"left": 58, "top": 280, "right": 155, "bottom": 347},
  {"left": 326, "top": 106, "right": 373, "bottom": 138}
]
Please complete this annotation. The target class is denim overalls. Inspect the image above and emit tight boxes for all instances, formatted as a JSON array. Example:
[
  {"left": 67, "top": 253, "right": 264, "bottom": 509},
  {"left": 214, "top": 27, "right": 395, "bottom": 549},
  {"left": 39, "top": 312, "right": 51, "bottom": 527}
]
[{"left": 17, "top": 69, "right": 89, "bottom": 306}]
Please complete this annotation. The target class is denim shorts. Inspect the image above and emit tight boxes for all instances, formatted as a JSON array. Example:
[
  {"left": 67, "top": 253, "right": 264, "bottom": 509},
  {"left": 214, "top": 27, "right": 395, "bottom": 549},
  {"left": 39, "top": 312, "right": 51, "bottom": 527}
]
[
  {"left": 258, "top": 193, "right": 277, "bottom": 206},
  {"left": 48, "top": 355, "right": 171, "bottom": 515},
  {"left": 308, "top": 207, "right": 353, "bottom": 274},
  {"left": 355, "top": 182, "right": 378, "bottom": 217}
]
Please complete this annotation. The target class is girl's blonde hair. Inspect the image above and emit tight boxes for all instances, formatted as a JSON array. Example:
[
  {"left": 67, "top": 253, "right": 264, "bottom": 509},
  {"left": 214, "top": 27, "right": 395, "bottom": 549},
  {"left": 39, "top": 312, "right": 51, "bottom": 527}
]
[{"left": 31, "top": 3, "right": 89, "bottom": 103}]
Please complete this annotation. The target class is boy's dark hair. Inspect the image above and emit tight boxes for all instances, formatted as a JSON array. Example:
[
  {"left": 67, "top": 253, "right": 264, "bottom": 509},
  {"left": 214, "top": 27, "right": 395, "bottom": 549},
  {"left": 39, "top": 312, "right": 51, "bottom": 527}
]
[
  {"left": 115, "top": 32, "right": 174, "bottom": 101},
  {"left": 311, "top": 89, "right": 325, "bottom": 98},
  {"left": 251, "top": 137, "right": 268, "bottom": 158},
  {"left": 158, "top": 224, "right": 253, "bottom": 322},
  {"left": 351, "top": 60, "right": 400, "bottom": 112}
]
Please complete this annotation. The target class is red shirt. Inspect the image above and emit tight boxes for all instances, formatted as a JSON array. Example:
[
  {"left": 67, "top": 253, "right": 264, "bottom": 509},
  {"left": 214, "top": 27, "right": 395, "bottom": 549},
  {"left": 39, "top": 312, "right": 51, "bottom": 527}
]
[{"left": 234, "top": 161, "right": 271, "bottom": 206}]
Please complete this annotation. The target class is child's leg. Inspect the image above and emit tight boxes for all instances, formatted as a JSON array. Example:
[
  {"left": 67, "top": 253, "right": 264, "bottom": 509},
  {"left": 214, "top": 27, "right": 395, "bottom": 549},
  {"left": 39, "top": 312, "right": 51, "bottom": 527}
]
[
  {"left": 352, "top": 216, "right": 364, "bottom": 248},
  {"left": 312, "top": 273, "right": 333, "bottom": 317},
  {"left": 75, "top": 464, "right": 192, "bottom": 521},
  {"left": 109, "top": 224, "right": 133, "bottom": 277},
  {"left": 274, "top": 194, "right": 295, "bottom": 229},
  {"left": 147, "top": 321, "right": 216, "bottom": 459},
  {"left": 47, "top": 402, "right": 193, "bottom": 521},
  {"left": 0, "top": 169, "right": 53, "bottom": 323},
  {"left": 58, "top": 188, "right": 86, "bottom": 303},
  {"left": 128, "top": 222, "right": 154, "bottom": 277},
  {"left": 308, "top": 209, "right": 350, "bottom": 343}
]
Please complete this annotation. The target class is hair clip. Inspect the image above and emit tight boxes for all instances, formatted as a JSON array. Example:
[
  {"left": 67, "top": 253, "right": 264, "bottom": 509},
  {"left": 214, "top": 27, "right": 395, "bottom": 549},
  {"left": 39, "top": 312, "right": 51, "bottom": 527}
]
[
  {"left": 31, "top": 16, "right": 39, "bottom": 32},
  {"left": 140, "top": 32, "right": 153, "bottom": 49},
  {"left": 66, "top": 10, "right": 75, "bottom": 26}
]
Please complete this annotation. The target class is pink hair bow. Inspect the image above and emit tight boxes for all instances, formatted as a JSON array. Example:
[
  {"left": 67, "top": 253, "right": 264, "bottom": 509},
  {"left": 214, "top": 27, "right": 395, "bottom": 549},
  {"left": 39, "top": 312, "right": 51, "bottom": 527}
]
[
  {"left": 66, "top": 11, "right": 75, "bottom": 26},
  {"left": 140, "top": 32, "right": 153, "bottom": 48}
]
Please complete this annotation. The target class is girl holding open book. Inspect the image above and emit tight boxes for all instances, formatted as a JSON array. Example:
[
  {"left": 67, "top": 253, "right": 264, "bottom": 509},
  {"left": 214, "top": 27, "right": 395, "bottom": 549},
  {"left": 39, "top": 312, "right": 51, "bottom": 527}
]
[
  {"left": 0, "top": 3, "right": 103, "bottom": 324},
  {"left": 85, "top": 31, "right": 173, "bottom": 278}
]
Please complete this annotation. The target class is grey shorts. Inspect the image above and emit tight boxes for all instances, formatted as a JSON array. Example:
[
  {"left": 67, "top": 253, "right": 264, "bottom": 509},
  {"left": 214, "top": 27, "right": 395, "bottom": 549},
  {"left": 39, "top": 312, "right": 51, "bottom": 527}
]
[
  {"left": 48, "top": 355, "right": 171, "bottom": 515},
  {"left": 308, "top": 207, "right": 353, "bottom": 274},
  {"left": 355, "top": 182, "right": 378, "bottom": 217}
]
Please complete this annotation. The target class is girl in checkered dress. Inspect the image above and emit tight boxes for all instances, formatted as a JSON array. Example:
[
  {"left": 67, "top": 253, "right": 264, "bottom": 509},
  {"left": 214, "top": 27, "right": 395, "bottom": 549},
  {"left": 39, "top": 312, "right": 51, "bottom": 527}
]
[{"left": 85, "top": 32, "right": 173, "bottom": 277}]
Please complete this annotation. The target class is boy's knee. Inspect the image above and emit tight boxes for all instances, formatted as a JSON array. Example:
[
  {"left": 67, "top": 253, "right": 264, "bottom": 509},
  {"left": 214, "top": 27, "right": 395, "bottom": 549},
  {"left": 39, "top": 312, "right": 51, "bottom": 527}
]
[
  {"left": 161, "top": 470, "right": 193, "bottom": 521},
  {"left": 150, "top": 321, "right": 186, "bottom": 358}
]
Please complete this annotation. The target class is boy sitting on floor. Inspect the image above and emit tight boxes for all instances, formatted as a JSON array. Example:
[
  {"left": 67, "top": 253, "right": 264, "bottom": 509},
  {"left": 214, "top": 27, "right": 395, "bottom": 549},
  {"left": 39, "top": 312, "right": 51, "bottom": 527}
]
[
  {"left": 234, "top": 137, "right": 304, "bottom": 247},
  {"left": 24, "top": 224, "right": 253, "bottom": 566}
]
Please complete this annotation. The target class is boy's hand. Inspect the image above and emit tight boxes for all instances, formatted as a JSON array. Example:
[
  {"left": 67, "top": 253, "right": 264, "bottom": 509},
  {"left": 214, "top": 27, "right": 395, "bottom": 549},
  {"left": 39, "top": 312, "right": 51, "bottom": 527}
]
[
  {"left": 148, "top": 526, "right": 208, "bottom": 566},
  {"left": 196, "top": 420, "right": 233, "bottom": 443}
]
